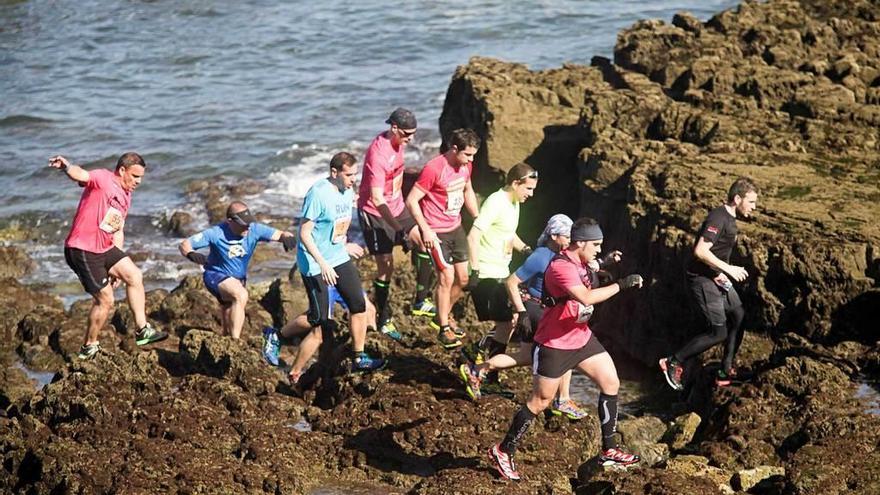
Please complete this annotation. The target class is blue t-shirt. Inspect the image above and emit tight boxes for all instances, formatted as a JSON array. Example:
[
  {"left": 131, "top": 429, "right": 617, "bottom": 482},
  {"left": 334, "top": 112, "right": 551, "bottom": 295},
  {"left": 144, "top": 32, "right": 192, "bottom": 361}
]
[
  {"left": 187, "top": 222, "right": 278, "bottom": 279},
  {"left": 514, "top": 246, "right": 555, "bottom": 298},
  {"left": 297, "top": 178, "right": 354, "bottom": 276}
]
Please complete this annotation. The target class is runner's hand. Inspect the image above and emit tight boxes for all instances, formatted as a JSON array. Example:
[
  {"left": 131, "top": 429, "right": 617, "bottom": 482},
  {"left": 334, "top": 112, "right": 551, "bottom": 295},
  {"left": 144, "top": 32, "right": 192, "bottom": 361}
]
[
  {"left": 421, "top": 227, "right": 437, "bottom": 249},
  {"left": 726, "top": 265, "right": 748, "bottom": 282},
  {"left": 618, "top": 274, "right": 643, "bottom": 290},
  {"left": 320, "top": 262, "right": 338, "bottom": 286},
  {"left": 109, "top": 276, "right": 122, "bottom": 289},
  {"left": 48, "top": 155, "right": 70, "bottom": 170},
  {"left": 186, "top": 251, "right": 208, "bottom": 265},
  {"left": 281, "top": 234, "right": 296, "bottom": 252},
  {"left": 515, "top": 310, "right": 531, "bottom": 336},
  {"left": 598, "top": 250, "right": 622, "bottom": 267},
  {"left": 464, "top": 271, "right": 480, "bottom": 292},
  {"left": 345, "top": 243, "right": 364, "bottom": 259}
]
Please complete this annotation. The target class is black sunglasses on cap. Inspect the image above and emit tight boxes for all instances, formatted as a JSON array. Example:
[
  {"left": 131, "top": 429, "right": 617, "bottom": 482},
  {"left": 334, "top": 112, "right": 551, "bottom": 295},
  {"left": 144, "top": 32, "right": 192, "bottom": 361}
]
[
  {"left": 519, "top": 170, "right": 538, "bottom": 181},
  {"left": 228, "top": 209, "right": 255, "bottom": 227}
]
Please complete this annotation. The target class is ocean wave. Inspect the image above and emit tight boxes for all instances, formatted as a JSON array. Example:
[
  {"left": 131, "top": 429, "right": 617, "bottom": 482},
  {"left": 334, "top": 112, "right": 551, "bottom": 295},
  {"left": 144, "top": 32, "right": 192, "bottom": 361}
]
[{"left": 0, "top": 114, "right": 55, "bottom": 128}]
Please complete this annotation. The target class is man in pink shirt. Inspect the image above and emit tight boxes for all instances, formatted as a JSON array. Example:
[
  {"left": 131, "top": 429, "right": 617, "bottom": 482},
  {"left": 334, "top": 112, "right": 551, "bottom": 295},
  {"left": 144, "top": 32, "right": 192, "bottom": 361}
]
[
  {"left": 357, "top": 108, "right": 429, "bottom": 342},
  {"left": 405, "top": 128, "right": 480, "bottom": 349},
  {"left": 49, "top": 153, "right": 167, "bottom": 360},
  {"left": 488, "top": 217, "right": 644, "bottom": 481}
]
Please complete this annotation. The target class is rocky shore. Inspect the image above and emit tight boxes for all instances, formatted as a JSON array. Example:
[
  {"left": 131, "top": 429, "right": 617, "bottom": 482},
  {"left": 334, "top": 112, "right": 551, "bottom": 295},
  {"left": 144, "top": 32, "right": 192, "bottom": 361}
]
[{"left": 2, "top": 0, "right": 880, "bottom": 493}]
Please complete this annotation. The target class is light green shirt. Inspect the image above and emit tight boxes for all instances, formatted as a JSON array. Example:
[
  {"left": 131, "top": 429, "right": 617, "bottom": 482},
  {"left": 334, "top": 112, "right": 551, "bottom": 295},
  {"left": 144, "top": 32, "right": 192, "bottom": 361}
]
[{"left": 473, "top": 188, "right": 520, "bottom": 279}]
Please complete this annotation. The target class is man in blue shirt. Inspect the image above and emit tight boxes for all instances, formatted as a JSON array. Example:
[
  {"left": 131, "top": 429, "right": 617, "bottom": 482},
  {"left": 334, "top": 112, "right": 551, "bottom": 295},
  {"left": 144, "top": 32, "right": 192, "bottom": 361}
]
[
  {"left": 288, "top": 151, "right": 386, "bottom": 389},
  {"left": 180, "top": 201, "right": 295, "bottom": 339}
]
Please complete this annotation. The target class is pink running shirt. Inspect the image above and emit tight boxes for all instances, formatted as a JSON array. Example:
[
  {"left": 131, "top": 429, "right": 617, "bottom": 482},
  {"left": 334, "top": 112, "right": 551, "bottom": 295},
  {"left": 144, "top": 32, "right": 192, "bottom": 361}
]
[
  {"left": 65, "top": 169, "right": 131, "bottom": 254},
  {"left": 357, "top": 132, "right": 405, "bottom": 217},
  {"left": 413, "top": 154, "right": 472, "bottom": 234},
  {"left": 534, "top": 249, "right": 595, "bottom": 350}
]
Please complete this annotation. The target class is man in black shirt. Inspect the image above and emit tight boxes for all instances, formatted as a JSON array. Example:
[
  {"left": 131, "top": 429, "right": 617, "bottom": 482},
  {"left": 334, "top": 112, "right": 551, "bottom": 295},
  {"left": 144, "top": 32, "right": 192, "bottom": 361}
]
[{"left": 660, "top": 178, "right": 758, "bottom": 390}]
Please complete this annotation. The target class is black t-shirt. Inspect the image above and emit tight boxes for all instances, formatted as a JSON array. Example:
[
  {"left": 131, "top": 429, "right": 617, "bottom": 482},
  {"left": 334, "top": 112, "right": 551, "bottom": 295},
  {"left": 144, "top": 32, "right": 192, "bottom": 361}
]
[{"left": 687, "top": 205, "right": 738, "bottom": 278}]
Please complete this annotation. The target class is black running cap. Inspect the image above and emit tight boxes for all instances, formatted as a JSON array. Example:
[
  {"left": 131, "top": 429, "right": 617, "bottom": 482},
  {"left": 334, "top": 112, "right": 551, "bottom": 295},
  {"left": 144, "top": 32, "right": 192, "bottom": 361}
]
[
  {"left": 385, "top": 107, "right": 417, "bottom": 129},
  {"left": 571, "top": 223, "right": 603, "bottom": 241}
]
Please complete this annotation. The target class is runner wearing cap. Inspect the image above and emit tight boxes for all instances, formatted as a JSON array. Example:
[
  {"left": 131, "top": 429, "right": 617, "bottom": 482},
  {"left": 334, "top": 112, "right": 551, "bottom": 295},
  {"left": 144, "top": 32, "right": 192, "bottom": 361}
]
[
  {"left": 405, "top": 128, "right": 480, "bottom": 349},
  {"left": 49, "top": 153, "right": 167, "bottom": 360},
  {"left": 488, "top": 217, "right": 644, "bottom": 480},
  {"left": 463, "top": 163, "right": 537, "bottom": 397},
  {"left": 288, "top": 152, "right": 385, "bottom": 389},
  {"left": 179, "top": 201, "right": 296, "bottom": 341},
  {"left": 357, "top": 107, "right": 432, "bottom": 343},
  {"left": 460, "top": 214, "right": 618, "bottom": 420},
  {"left": 659, "top": 178, "right": 758, "bottom": 390}
]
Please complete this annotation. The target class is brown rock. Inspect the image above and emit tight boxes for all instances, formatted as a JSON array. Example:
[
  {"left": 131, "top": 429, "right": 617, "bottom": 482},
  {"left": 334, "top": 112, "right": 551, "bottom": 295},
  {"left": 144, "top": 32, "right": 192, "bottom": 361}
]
[{"left": 0, "top": 246, "right": 35, "bottom": 279}]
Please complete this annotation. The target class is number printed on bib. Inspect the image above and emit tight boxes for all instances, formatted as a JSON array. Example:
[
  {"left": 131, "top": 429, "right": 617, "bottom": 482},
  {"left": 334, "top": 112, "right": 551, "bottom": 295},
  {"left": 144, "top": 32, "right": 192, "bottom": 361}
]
[
  {"left": 444, "top": 177, "right": 466, "bottom": 216},
  {"left": 99, "top": 207, "right": 124, "bottom": 233},
  {"left": 576, "top": 302, "right": 594, "bottom": 324},
  {"left": 332, "top": 217, "right": 351, "bottom": 244}
]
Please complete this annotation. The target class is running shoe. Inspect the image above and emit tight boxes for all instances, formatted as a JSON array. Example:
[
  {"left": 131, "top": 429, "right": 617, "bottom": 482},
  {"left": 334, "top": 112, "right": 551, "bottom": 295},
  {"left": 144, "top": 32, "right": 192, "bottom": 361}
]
[
  {"left": 550, "top": 398, "right": 589, "bottom": 420},
  {"left": 659, "top": 356, "right": 684, "bottom": 391},
  {"left": 410, "top": 298, "right": 437, "bottom": 318},
  {"left": 458, "top": 363, "right": 483, "bottom": 400},
  {"left": 488, "top": 444, "right": 521, "bottom": 481},
  {"left": 598, "top": 447, "right": 641, "bottom": 467},
  {"left": 288, "top": 370, "right": 303, "bottom": 395},
  {"left": 262, "top": 326, "right": 281, "bottom": 366},
  {"left": 460, "top": 341, "right": 485, "bottom": 365},
  {"left": 715, "top": 368, "right": 737, "bottom": 387},
  {"left": 135, "top": 324, "right": 168, "bottom": 346},
  {"left": 351, "top": 352, "right": 387, "bottom": 374},
  {"left": 379, "top": 319, "right": 403, "bottom": 342},
  {"left": 481, "top": 381, "right": 515, "bottom": 400},
  {"left": 451, "top": 326, "right": 466, "bottom": 339},
  {"left": 77, "top": 342, "right": 101, "bottom": 360},
  {"left": 436, "top": 326, "right": 462, "bottom": 349}
]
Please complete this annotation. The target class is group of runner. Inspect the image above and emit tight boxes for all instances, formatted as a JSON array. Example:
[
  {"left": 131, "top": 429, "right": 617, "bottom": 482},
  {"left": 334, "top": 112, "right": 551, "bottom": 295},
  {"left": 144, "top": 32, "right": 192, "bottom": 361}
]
[{"left": 50, "top": 106, "right": 759, "bottom": 481}]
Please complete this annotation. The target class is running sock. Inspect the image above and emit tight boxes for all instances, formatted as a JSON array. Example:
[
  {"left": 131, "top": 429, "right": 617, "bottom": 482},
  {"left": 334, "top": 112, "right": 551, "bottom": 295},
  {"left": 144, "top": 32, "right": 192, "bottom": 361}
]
[
  {"left": 373, "top": 279, "right": 391, "bottom": 325},
  {"left": 500, "top": 406, "right": 537, "bottom": 455},
  {"left": 598, "top": 393, "right": 619, "bottom": 450},
  {"left": 413, "top": 251, "right": 434, "bottom": 302}
]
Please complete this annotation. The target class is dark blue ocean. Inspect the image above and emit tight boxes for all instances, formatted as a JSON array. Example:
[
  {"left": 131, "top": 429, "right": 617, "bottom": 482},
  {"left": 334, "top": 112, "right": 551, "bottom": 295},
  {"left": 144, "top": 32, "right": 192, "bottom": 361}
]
[{"left": 0, "top": 0, "right": 737, "bottom": 292}]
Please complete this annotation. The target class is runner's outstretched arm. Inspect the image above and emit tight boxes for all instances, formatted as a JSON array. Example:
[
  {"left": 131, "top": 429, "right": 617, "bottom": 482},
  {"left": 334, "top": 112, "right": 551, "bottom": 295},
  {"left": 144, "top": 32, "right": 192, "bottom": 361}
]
[{"left": 47, "top": 155, "right": 90, "bottom": 183}]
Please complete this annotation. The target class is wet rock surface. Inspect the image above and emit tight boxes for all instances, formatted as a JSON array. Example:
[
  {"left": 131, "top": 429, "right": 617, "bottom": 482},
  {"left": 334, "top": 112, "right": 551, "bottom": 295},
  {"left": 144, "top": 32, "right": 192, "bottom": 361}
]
[{"left": 3, "top": 1, "right": 880, "bottom": 494}]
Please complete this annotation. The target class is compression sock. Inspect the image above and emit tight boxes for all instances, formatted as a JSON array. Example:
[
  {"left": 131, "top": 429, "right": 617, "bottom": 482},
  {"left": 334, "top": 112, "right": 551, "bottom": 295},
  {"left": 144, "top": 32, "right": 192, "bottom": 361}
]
[
  {"left": 413, "top": 251, "right": 434, "bottom": 302},
  {"left": 598, "top": 393, "right": 619, "bottom": 450},
  {"left": 373, "top": 279, "right": 391, "bottom": 325},
  {"left": 500, "top": 406, "right": 537, "bottom": 455}
]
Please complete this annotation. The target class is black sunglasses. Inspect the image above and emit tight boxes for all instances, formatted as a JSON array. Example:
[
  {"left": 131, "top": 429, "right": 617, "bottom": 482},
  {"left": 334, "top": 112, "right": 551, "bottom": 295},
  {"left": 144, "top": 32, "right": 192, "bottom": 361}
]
[{"left": 398, "top": 128, "right": 416, "bottom": 137}]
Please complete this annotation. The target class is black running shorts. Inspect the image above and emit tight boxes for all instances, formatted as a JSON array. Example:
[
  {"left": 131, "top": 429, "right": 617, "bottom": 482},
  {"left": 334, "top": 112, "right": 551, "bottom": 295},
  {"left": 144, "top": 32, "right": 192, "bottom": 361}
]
[
  {"left": 434, "top": 226, "right": 468, "bottom": 266},
  {"left": 301, "top": 260, "right": 366, "bottom": 327},
  {"left": 64, "top": 246, "right": 128, "bottom": 295},
  {"left": 471, "top": 278, "right": 513, "bottom": 322},
  {"left": 688, "top": 273, "right": 742, "bottom": 328},
  {"left": 358, "top": 208, "right": 416, "bottom": 255},
  {"left": 532, "top": 335, "right": 606, "bottom": 379}
]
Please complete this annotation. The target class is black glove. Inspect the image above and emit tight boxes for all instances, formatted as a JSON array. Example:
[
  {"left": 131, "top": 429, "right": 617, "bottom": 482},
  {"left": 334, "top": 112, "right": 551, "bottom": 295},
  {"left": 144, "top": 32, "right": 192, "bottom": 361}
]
[
  {"left": 281, "top": 234, "right": 296, "bottom": 252},
  {"left": 521, "top": 245, "right": 533, "bottom": 256},
  {"left": 516, "top": 310, "right": 532, "bottom": 336},
  {"left": 186, "top": 251, "right": 207, "bottom": 265},
  {"left": 618, "top": 274, "right": 643, "bottom": 290},
  {"left": 464, "top": 271, "right": 480, "bottom": 292},
  {"left": 598, "top": 250, "right": 622, "bottom": 268}
]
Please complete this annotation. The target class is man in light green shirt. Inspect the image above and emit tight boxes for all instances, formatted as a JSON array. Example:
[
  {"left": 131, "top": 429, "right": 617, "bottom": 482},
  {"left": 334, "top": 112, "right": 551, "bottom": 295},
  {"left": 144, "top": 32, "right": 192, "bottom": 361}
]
[{"left": 466, "top": 163, "right": 538, "bottom": 395}]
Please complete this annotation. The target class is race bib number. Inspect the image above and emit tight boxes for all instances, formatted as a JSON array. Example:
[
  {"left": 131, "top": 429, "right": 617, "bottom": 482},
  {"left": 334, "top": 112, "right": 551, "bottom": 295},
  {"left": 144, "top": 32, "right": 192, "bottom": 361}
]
[
  {"left": 332, "top": 217, "right": 351, "bottom": 244},
  {"left": 99, "top": 207, "right": 124, "bottom": 233},
  {"left": 391, "top": 172, "right": 403, "bottom": 200}
]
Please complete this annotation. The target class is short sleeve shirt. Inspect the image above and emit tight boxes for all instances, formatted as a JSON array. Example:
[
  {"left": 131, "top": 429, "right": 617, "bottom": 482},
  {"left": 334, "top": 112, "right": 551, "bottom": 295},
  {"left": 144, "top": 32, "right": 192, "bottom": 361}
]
[
  {"left": 65, "top": 169, "right": 132, "bottom": 254},
  {"left": 357, "top": 132, "right": 405, "bottom": 218},
  {"left": 514, "top": 246, "right": 555, "bottom": 298},
  {"left": 472, "top": 188, "right": 520, "bottom": 279},
  {"left": 297, "top": 178, "right": 354, "bottom": 276},
  {"left": 414, "top": 154, "right": 472, "bottom": 233},
  {"left": 687, "top": 205, "right": 738, "bottom": 278},
  {"left": 534, "top": 249, "right": 595, "bottom": 350},
  {"left": 187, "top": 222, "right": 278, "bottom": 279}
]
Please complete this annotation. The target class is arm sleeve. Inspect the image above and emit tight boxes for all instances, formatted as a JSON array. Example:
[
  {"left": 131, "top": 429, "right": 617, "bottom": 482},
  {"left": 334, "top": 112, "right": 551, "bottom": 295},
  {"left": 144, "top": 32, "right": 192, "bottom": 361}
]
[
  {"left": 186, "top": 227, "right": 214, "bottom": 250},
  {"left": 254, "top": 223, "right": 279, "bottom": 242},
  {"left": 472, "top": 193, "right": 499, "bottom": 231},
  {"left": 699, "top": 211, "right": 724, "bottom": 243},
  {"left": 413, "top": 161, "right": 438, "bottom": 193},
  {"left": 514, "top": 251, "right": 544, "bottom": 284},
  {"left": 300, "top": 188, "right": 324, "bottom": 222},
  {"left": 363, "top": 147, "right": 387, "bottom": 189}
]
